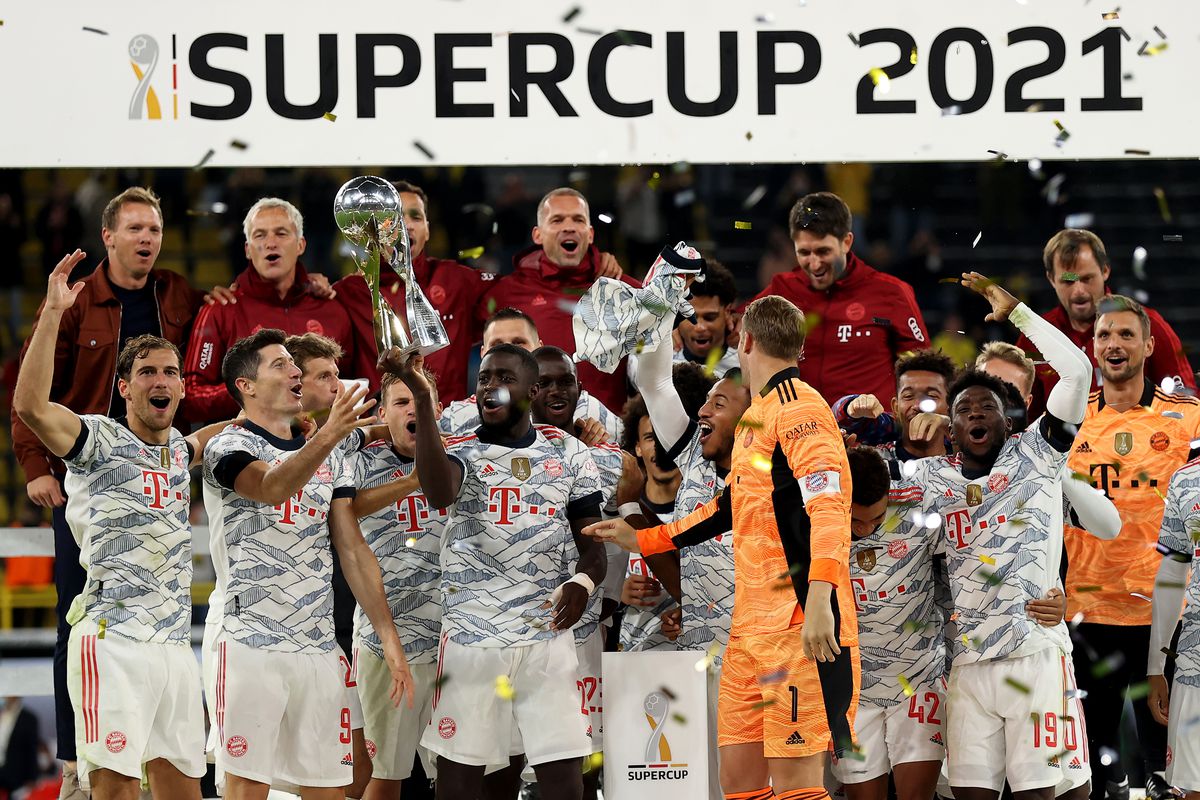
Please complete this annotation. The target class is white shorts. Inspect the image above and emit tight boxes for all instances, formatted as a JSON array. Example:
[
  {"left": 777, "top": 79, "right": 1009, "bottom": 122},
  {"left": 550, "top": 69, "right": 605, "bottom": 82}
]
[
  {"left": 358, "top": 646, "right": 438, "bottom": 781},
  {"left": 337, "top": 650, "right": 364, "bottom": 730},
  {"left": 833, "top": 678, "right": 947, "bottom": 784},
  {"left": 1167, "top": 679, "right": 1200, "bottom": 793},
  {"left": 210, "top": 634, "right": 353, "bottom": 789},
  {"left": 947, "top": 648, "right": 1089, "bottom": 793},
  {"left": 421, "top": 632, "right": 590, "bottom": 768},
  {"left": 202, "top": 622, "right": 219, "bottom": 761},
  {"left": 67, "top": 618, "right": 205, "bottom": 785},
  {"left": 576, "top": 627, "right": 604, "bottom": 753}
]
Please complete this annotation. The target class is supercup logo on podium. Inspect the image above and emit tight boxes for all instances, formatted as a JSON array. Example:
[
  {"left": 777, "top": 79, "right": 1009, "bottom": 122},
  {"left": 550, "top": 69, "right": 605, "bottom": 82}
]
[
  {"left": 128, "top": 35, "right": 161, "bottom": 120},
  {"left": 334, "top": 176, "right": 450, "bottom": 357}
]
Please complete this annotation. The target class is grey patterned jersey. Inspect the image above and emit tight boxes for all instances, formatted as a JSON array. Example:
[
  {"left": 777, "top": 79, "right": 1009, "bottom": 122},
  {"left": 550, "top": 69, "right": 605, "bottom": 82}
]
[
  {"left": 1157, "top": 460, "right": 1200, "bottom": 687},
  {"left": 439, "top": 390, "right": 623, "bottom": 444},
  {"left": 63, "top": 416, "right": 193, "bottom": 645}
]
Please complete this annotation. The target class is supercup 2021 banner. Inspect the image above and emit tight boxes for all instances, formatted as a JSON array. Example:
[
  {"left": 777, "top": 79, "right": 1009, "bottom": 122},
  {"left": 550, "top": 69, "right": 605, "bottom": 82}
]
[{"left": 1, "top": 1, "right": 1196, "bottom": 166}]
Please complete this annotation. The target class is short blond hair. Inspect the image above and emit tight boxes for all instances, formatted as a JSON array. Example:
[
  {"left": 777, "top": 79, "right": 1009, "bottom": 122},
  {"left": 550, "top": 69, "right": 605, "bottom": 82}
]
[
  {"left": 741, "top": 295, "right": 806, "bottom": 361},
  {"left": 285, "top": 333, "right": 343, "bottom": 373},
  {"left": 102, "top": 187, "right": 163, "bottom": 232},
  {"left": 975, "top": 341, "right": 1035, "bottom": 396},
  {"left": 380, "top": 369, "right": 439, "bottom": 405}
]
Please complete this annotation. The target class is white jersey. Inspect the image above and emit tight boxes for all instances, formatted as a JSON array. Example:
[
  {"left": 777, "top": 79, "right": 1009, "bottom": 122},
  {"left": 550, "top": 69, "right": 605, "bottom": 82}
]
[
  {"left": 667, "top": 420, "right": 734, "bottom": 654},
  {"left": 203, "top": 421, "right": 356, "bottom": 654},
  {"left": 565, "top": 439, "right": 623, "bottom": 643},
  {"left": 1158, "top": 461, "right": 1200, "bottom": 688},
  {"left": 852, "top": 464, "right": 946, "bottom": 707},
  {"left": 907, "top": 421, "right": 1071, "bottom": 665},
  {"left": 619, "top": 500, "right": 679, "bottom": 652},
  {"left": 63, "top": 415, "right": 193, "bottom": 645},
  {"left": 441, "top": 424, "right": 603, "bottom": 647},
  {"left": 350, "top": 440, "right": 446, "bottom": 665},
  {"left": 439, "top": 390, "right": 623, "bottom": 443}
]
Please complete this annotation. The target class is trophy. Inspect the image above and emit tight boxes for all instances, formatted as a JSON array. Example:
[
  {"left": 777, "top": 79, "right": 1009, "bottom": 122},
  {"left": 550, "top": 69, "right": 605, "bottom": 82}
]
[{"left": 333, "top": 176, "right": 450, "bottom": 356}]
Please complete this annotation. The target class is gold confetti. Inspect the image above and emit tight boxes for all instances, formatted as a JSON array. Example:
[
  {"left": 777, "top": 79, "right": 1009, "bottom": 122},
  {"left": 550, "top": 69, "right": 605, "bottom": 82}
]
[
  {"left": 1154, "top": 187, "right": 1173, "bottom": 222},
  {"left": 1004, "top": 677, "right": 1032, "bottom": 693},
  {"left": 405, "top": 537, "right": 417, "bottom": 548},
  {"left": 1074, "top": 585, "right": 1102, "bottom": 593},
  {"left": 979, "top": 554, "right": 996, "bottom": 566},
  {"left": 323, "top": 111, "right": 337, "bottom": 122},
  {"left": 745, "top": 131, "right": 753, "bottom": 141},
  {"left": 898, "top": 673, "right": 915, "bottom": 697},
  {"left": 1061, "top": 272, "right": 1079, "bottom": 282},
  {"left": 230, "top": 139, "right": 249, "bottom": 150},
  {"left": 671, "top": 712, "right": 688, "bottom": 724},
  {"left": 495, "top": 675, "right": 515, "bottom": 700},
  {"left": 458, "top": 246, "right": 485, "bottom": 260},
  {"left": 1102, "top": 10, "right": 1119, "bottom": 20},
  {"left": 1144, "top": 42, "right": 1168, "bottom": 56},
  {"left": 751, "top": 454, "right": 772, "bottom": 472},
  {"left": 98, "top": 618, "right": 107, "bottom": 639},
  {"left": 647, "top": 171, "right": 662, "bottom": 189},
  {"left": 749, "top": 699, "right": 778, "bottom": 710},
  {"left": 868, "top": 67, "right": 890, "bottom": 93},
  {"left": 704, "top": 347, "right": 724, "bottom": 377},
  {"left": 909, "top": 47, "right": 918, "bottom": 65},
  {"left": 734, "top": 221, "right": 752, "bottom": 230},
  {"left": 583, "top": 752, "right": 604, "bottom": 773}
]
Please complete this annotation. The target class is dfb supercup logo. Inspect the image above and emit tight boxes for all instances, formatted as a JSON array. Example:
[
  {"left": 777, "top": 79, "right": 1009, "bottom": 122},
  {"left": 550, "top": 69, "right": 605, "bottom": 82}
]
[
  {"left": 127, "top": 33, "right": 178, "bottom": 120},
  {"left": 625, "top": 691, "right": 688, "bottom": 782}
]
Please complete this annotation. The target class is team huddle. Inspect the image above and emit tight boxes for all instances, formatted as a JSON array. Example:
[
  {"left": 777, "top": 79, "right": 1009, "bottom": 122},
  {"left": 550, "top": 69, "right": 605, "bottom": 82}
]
[{"left": 10, "top": 184, "right": 1200, "bottom": 800}]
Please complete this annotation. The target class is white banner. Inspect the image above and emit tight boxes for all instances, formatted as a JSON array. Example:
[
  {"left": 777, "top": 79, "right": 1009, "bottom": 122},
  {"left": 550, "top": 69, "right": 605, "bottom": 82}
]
[
  {"left": 2, "top": 1, "right": 1196, "bottom": 166},
  {"left": 602, "top": 650, "right": 710, "bottom": 798}
]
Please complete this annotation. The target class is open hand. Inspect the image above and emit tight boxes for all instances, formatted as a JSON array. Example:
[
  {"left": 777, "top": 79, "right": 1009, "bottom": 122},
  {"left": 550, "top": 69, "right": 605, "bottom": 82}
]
[{"left": 961, "top": 271, "right": 1019, "bottom": 323}]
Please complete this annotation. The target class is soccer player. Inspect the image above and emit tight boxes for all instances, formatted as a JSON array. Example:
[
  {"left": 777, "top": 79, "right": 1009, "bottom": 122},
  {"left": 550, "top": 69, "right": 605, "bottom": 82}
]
[
  {"left": 1147, "top": 461, "right": 1200, "bottom": 800},
  {"left": 390, "top": 344, "right": 607, "bottom": 800},
  {"left": 202, "top": 328, "right": 413, "bottom": 800},
  {"left": 1064, "top": 294, "right": 1200, "bottom": 800},
  {"left": 837, "top": 445, "right": 947, "bottom": 800},
  {"left": 350, "top": 369, "right": 447, "bottom": 800},
  {"left": 11, "top": 251, "right": 224, "bottom": 800},
  {"left": 438, "top": 307, "right": 623, "bottom": 441},
  {"left": 591, "top": 295, "right": 858, "bottom": 800},
  {"left": 900, "top": 272, "right": 1094, "bottom": 800}
]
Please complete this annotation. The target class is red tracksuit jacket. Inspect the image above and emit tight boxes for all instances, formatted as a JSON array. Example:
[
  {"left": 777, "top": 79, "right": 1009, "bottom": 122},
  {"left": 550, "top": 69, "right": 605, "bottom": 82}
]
[
  {"left": 335, "top": 252, "right": 489, "bottom": 403},
  {"left": 755, "top": 252, "right": 930, "bottom": 412},
  {"left": 479, "top": 245, "right": 640, "bottom": 413},
  {"left": 183, "top": 263, "right": 355, "bottom": 423}
]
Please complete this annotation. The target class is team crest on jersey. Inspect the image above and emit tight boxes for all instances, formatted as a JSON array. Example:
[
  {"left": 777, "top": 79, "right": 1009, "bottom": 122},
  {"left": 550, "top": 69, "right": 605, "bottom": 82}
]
[
  {"left": 987, "top": 473, "right": 1009, "bottom": 494},
  {"left": 315, "top": 463, "right": 334, "bottom": 482},
  {"left": 1114, "top": 431, "right": 1133, "bottom": 456},
  {"left": 160, "top": 447, "right": 171, "bottom": 469},
  {"left": 805, "top": 472, "right": 829, "bottom": 493},
  {"left": 856, "top": 549, "right": 877, "bottom": 572},
  {"left": 105, "top": 731, "right": 127, "bottom": 753},
  {"left": 1151, "top": 431, "right": 1170, "bottom": 452},
  {"left": 887, "top": 540, "right": 909, "bottom": 559},
  {"left": 743, "top": 427, "right": 754, "bottom": 447},
  {"left": 544, "top": 458, "right": 564, "bottom": 478},
  {"left": 966, "top": 484, "right": 983, "bottom": 506}
]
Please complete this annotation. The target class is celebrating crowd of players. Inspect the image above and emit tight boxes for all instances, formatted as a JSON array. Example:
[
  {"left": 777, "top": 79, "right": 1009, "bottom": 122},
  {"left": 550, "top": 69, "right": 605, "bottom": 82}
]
[{"left": 9, "top": 182, "right": 1200, "bottom": 800}]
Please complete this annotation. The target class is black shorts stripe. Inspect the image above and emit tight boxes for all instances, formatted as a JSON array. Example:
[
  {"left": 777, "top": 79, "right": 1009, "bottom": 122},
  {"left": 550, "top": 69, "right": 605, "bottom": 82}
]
[{"left": 815, "top": 623, "right": 856, "bottom": 757}]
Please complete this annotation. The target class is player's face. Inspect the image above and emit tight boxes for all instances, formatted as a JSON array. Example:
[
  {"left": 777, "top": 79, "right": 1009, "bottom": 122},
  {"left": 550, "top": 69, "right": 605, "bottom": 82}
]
[
  {"left": 298, "top": 357, "right": 339, "bottom": 414},
  {"left": 635, "top": 414, "right": 679, "bottom": 484},
  {"left": 1094, "top": 310, "right": 1154, "bottom": 384},
  {"left": 532, "top": 354, "right": 579, "bottom": 430},
  {"left": 850, "top": 497, "right": 889, "bottom": 539},
  {"left": 399, "top": 191, "right": 430, "bottom": 259},
  {"left": 679, "top": 296, "right": 729, "bottom": 358},
  {"left": 980, "top": 358, "right": 1034, "bottom": 408},
  {"left": 894, "top": 370, "right": 949, "bottom": 426},
  {"left": 950, "top": 385, "right": 1010, "bottom": 463},
  {"left": 246, "top": 344, "right": 303, "bottom": 415},
  {"left": 697, "top": 377, "right": 751, "bottom": 462},
  {"left": 245, "top": 206, "right": 306, "bottom": 284},
  {"left": 119, "top": 348, "right": 183, "bottom": 432},
  {"left": 483, "top": 319, "right": 540, "bottom": 353},
  {"left": 532, "top": 194, "right": 593, "bottom": 268},
  {"left": 476, "top": 352, "right": 536, "bottom": 430},
  {"left": 1049, "top": 248, "right": 1109, "bottom": 327},
  {"left": 794, "top": 230, "right": 851, "bottom": 292},
  {"left": 380, "top": 379, "right": 433, "bottom": 457},
  {"left": 103, "top": 202, "right": 162, "bottom": 282}
]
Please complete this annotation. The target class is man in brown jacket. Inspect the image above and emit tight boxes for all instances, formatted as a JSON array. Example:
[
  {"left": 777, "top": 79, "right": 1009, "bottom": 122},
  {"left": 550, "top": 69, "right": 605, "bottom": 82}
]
[{"left": 10, "top": 187, "right": 204, "bottom": 798}]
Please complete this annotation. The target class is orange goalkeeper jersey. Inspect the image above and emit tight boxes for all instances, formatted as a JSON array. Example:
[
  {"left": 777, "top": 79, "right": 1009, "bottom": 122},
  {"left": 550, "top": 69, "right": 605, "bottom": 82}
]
[{"left": 638, "top": 367, "right": 857, "bottom": 643}]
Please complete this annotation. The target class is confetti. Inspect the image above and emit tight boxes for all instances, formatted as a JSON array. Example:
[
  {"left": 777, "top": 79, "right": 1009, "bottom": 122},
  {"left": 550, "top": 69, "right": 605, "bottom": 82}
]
[
  {"left": 868, "top": 67, "right": 891, "bottom": 94},
  {"left": 743, "top": 184, "right": 768, "bottom": 209},
  {"left": 979, "top": 570, "right": 1003, "bottom": 587},
  {"left": 909, "top": 47, "right": 918, "bottom": 65},
  {"left": 898, "top": 674, "right": 915, "bottom": 697},
  {"left": 1154, "top": 187, "right": 1172, "bottom": 221},
  {"left": 1092, "top": 652, "right": 1125, "bottom": 678},
  {"left": 734, "top": 220, "right": 752, "bottom": 230},
  {"left": 1154, "top": 26, "right": 1167, "bottom": 39},
  {"left": 1119, "top": 29, "right": 1131, "bottom": 42},
  {"left": 1004, "top": 677, "right": 1031, "bottom": 693},
  {"left": 1066, "top": 688, "right": 1089, "bottom": 700},
  {"left": 82, "top": 26, "right": 108, "bottom": 35},
  {"left": 495, "top": 675, "right": 515, "bottom": 700},
  {"left": 583, "top": 752, "right": 604, "bottom": 773},
  {"left": 902, "top": 619, "right": 934, "bottom": 634},
  {"left": 1132, "top": 246, "right": 1148, "bottom": 280},
  {"left": 1053, "top": 119, "right": 1071, "bottom": 148},
  {"left": 1101, "top": 10, "right": 1119, "bottom": 20},
  {"left": 413, "top": 140, "right": 435, "bottom": 159},
  {"left": 1125, "top": 681, "right": 1150, "bottom": 700},
  {"left": 704, "top": 347, "right": 724, "bottom": 377},
  {"left": 458, "top": 246, "right": 485, "bottom": 260},
  {"left": 562, "top": 6, "right": 582, "bottom": 22},
  {"left": 405, "top": 537, "right": 417, "bottom": 548},
  {"left": 760, "top": 667, "right": 789, "bottom": 685},
  {"left": 987, "top": 150, "right": 1009, "bottom": 160},
  {"left": 1137, "top": 41, "right": 1148, "bottom": 56},
  {"left": 1064, "top": 213, "right": 1095, "bottom": 229},
  {"left": 694, "top": 643, "right": 722, "bottom": 672},
  {"left": 1143, "top": 42, "right": 1168, "bottom": 56},
  {"left": 1124, "top": 148, "right": 1151, "bottom": 156},
  {"left": 941, "top": 105, "right": 963, "bottom": 117},
  {"left": 979, "top": 554, "right": 996, "bottom": 566},
  {"left": 576, "top": 27, "right": 604, "bottom": 36},
  {"left": 322, "top": 111, "right": 337, "bottom": 122},
  {"left": 597, "top": 212, "right": 613, "bottom": 224},
  {"left": 230, "top": 139, "right": 249, "bottom": 150},
  {"left": 848, "top": 32, "right": 860, "bottom": 46},
  {"left": 192, "top": 148, "right": 216, "bottom": 171},
  {"left": 1163, "top": 234, "right": 1183, "bottom": 243},
  {"left": 658, "top": 685, "right": 678, "bottom": 701},
  {"left": 745, "top": 131, "right": 753, "bottom": 141},
  {"left": 1060, "top": 272, "right": 1080, "bottom": 282},
  {"left": 972, "top": 231, "right": 982, "bottom": 248},
  {"left": 749, "top": 699, "right": 778, "bottom": 710},
  {"left": 1044, "top": 173, "right": 1067, "bottom": 205},
  {"left": 756, "top": 13, "right": 776, "bottom": 23},
  {"left": 1099, "top": 747, "right": 1119, "bottom": 766},
  {"left": 918, "top": 398, "right": 937, "bottom": 413},
  {"left": 1130, "top": 592, "right": 1152, "bottom": 603}
]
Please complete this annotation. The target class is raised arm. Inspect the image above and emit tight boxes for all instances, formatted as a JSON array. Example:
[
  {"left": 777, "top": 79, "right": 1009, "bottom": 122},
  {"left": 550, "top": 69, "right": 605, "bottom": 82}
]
[
  {"left": 1061, "top": 469, "right": 1121, "bottom": 540},
  {"left": 632, "top": 315, "right": 691, "bottom": 452},
  {"left": 12, "top": 251, "right": 87, "bottom": 458},
  {"left": 1147, "top": 471, "right": 1194, "bottom": 725},
  {"left": 352, "top": 470, "right": 421, "bottom": 518},
  {"left": 380, "top": 347, "right": 462, "bottom": 508}
]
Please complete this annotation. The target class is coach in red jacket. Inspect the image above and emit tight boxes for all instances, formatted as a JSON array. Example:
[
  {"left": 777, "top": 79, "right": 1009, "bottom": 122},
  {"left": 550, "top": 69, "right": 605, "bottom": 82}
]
[
  {"left": 479, "top": 187, "right": 638, "bottom": 412},
  {"left": 756, "top": 191, "right": 930, "bottom": 411},
  {"left": 335, "top": 180, "right": 489, "bottom": 402},
  {"left": 1015, "top": 228, "right": 1194, "bottom": 418},
  {"left": 183, "top": 198, "right": 355, "bottom": 423}
]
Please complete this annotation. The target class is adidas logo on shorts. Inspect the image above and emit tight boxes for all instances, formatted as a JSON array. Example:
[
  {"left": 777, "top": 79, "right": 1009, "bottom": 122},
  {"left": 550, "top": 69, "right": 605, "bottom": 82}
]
[
  {"left": 1069, "top": 757, "right": 1082, "bottom": 770},
  {"left": 786, "top": 731, "right": 805, "bottom": 745},
  {"left": 341, "top": 752, "right": 354, "bottom": 766},
  {"left": 1048, "top": 757, "right": 1060, "bottom": 768}
]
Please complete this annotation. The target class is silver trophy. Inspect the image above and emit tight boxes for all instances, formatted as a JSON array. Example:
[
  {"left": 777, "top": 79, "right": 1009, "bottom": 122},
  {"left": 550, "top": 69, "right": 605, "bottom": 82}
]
[{"left": 333, "top": 176, "right": 450, "bottom": 356}]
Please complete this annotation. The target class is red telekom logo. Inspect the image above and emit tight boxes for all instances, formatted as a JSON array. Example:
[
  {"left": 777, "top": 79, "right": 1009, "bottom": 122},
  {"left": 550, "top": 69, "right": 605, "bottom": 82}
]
[
  {"left": 275, "top": 491, "right": 304, "bottom": 525},
  {"left": 396, "top": 494, "right": 446, "bottom": 532},
  {"left": 141, "top": 469, "right": 171, "bottom": 509},
  {"left": 487, "top": 487, "right": 523, "bottom": 526}
]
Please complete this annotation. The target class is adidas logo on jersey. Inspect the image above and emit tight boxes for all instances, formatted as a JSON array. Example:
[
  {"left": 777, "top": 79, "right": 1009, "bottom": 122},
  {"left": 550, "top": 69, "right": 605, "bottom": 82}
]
[
  {"left": 1069, "top": 757, "right": 1082, "bottom": 770},
  {"left": 1191, "top": 502, "right": 1200, "bottom": 513},
  {"left": 480, "top": 464, "right": 497, "bottom": 476},
  {"left": 943, "top": 488, "right": 954, "bottom": 498},
  {"left": 1074, "top": 442, "right": 1092, "bottom": 454},
  {"left": 786, "top": 731, "right": 806, "bottom": 745},
  {"left": 929, "top": 731, "right": 944, "bottom": 746}
]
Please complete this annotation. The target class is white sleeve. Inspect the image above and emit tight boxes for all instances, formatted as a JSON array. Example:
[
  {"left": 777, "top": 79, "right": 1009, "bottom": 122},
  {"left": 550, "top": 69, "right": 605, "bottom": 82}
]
[
  {"left": 1060, "top": 469, "right": 1122, "bottom": 540},
  {"left": 1147, "top": 555, "right": 1188, "bottom": 676},
  {"left": 601, "top": 543, "right": 628, "bottom": 603},
  {"left": 631, "top": 319, "right": 690, "bottom": 451},
  {"left": 1009, "top": 303, "right": 1092, "bottom": 424}
]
